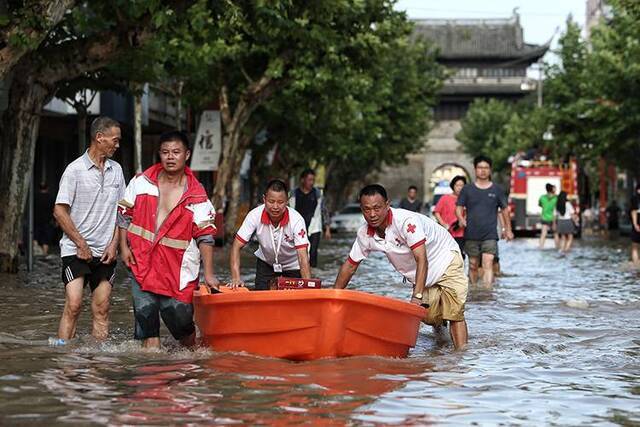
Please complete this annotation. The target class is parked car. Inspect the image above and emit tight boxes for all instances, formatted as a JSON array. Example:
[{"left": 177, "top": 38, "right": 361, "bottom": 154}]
[{"left": 330, "top": 204, "right": 366, "bottom": 233}]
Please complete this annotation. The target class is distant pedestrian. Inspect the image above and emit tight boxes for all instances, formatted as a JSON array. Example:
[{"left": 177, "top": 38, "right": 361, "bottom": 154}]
[
  {"left": 289, "top": 169, "right": 331, "bottom": 268},
  {"left": 556, "top": 191, "right": 578, "bottom": 254},
  {"left": 630, "top": 184, "right": 640, "bottom": 266},
  {"left": 434, "top": 175, "right": 466, "bottom": 258},
  {"left": 399, "top": 185, "right": 422, "bottom": 213},
  {"left": 606, "top": 201, "right": 621, "bottom": 232},
  {"left": 34, "top": 182, "right": 56, "bottom": 256},
  {"left": 52, "top": 116, "right": 125, "bottom": 344},
  {"left": 538, "top": 183, "right": 558, "bottom": 249},
  {"left": 456, "top": 155, "right": 513, "bottom": 287}
]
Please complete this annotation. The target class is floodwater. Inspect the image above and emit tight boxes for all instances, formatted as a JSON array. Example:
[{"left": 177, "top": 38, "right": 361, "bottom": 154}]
[{"left": 0, "top": 236, "right": 639, "bottom": 425}]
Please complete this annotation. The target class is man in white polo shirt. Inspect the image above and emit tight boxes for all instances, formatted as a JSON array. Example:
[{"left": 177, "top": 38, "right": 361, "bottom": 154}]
[
  {"left": 230, "top": 179, "right": 312, "bottom": 290},
  {"left": 334, "top": 184, "right": 469, "bottom": 349},
  {"left": 52, "top": 116, "right": 125, "bottom": 344}
]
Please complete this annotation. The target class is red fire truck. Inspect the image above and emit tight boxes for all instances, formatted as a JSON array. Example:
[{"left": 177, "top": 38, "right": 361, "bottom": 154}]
[{"left": 508, "top": 158, "right": 579, "bottom": 233}]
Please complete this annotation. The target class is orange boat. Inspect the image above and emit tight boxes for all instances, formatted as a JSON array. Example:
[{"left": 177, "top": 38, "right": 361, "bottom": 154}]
[{"left": 193, "top": 287, "right": 427, "bottom": 361}]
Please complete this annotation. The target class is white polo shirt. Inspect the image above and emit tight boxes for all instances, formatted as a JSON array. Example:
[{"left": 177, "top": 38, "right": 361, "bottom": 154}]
[
  {"left": 236, "top": 205, "right": 310, "bottom": 270},
  {"left": 348, "top": 208, "right": 460, "bottom": 286}
]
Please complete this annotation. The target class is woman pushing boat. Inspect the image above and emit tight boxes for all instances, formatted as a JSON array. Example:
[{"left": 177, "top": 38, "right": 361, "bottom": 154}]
[
  {"left": 230, "top": 179, "right": 312, "bottom": 290},
  {"left": 334, "top": 184, "right": 469, "bottom": 349}
]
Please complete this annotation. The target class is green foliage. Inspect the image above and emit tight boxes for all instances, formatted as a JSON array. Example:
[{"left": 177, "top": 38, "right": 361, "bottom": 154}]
[
  {"left": 460, "top": 6, "right": 640, "bottom": 180},
  {"left": 150, "top": 0, "right": 444, "bottom": 199},
  {"left": 456, "top": 99, "right": 544, "bottom": 175},
  {"left": 266, "top": 16, "right": 443, "bottom": 177}
]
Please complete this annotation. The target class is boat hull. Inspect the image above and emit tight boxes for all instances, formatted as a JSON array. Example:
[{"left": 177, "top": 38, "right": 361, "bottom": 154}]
[{"left": 194, "top": 288, "right": 427, "bottom": 361}]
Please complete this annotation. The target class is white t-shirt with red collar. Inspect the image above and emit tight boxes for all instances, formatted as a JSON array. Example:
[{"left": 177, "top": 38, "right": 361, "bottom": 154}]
[
  {"left": 236, "top": 205, "right": 310, "bottom": 270},
  {"left": 348, "top": 208, "right": 460, "bottom": 286}
]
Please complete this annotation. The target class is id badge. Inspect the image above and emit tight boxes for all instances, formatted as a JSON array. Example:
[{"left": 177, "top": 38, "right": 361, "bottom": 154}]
[{"left": 273, "top": 263, "right": 283, "bottom": 273}]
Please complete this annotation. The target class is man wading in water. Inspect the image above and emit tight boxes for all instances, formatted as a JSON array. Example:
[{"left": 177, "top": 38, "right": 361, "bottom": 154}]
[
  {"left": 334, "top": 184, "right": 469, "bottom": 349},
  {"left": 456, "top": 155, "right": 513, "bottom": 288},
  {"left": 53, "top": 116, "right": 125, "bottom": 344},
  {"left": 118, "top": 131, "right": 219, "bottom": 348}
]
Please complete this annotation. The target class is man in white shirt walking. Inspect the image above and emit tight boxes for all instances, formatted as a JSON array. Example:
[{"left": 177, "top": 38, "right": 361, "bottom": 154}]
[{"left": 334, "top": 184, "right": 469, "bottom": 349}]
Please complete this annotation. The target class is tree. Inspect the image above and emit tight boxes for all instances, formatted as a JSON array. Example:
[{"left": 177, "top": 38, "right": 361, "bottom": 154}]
[
  {"left": 0, "top": 0, "right": 76, "bottom": 79},
  {"left": 583, "top": 0, "right": 640, "bottom": 174},
  {"left": 170, "top": 0, "right": 443, "bottom": 235},
  {"left": 265, "top": 30, "right": 444, "bottom": 210},
  {"left": 456, "top": 99, "right": 518, "bottom": 176},
  {"left": 0, "top": 1, "right": 188, "bottom": 272}
]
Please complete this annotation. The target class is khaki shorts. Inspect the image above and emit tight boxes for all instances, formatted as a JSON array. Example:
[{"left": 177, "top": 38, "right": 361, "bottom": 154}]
[{"left": 421, "top": 251, "right": 468, "bottom": 326}]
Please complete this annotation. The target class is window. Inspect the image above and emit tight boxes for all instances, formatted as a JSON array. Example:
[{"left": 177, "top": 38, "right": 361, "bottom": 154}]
[{"left": 453, "top": 68, "right": 478, "bottom": 78}]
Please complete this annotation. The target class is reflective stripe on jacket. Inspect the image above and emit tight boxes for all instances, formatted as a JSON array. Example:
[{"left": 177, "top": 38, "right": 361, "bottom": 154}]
[{"left": 118, "top": 164, "right": 216, "bottom": 303}]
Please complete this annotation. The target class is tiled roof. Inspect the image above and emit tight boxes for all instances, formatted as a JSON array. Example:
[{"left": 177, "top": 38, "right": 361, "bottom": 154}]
[{"left": 412, "top": 15, "right": 549, "bottom": 62}]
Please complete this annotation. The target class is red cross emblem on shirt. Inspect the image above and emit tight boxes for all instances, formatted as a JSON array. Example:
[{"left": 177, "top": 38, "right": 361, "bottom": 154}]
[
  {"left": 298, "top": 229, "right": 306, "bottom": 238},
  {"left": 407, "top": 223, "right": 416, "bottom": 233}
]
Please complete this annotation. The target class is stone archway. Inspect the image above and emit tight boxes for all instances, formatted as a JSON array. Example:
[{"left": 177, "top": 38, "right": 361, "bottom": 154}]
[
  {"left": 429, "top": 163, "right": 470, "bottom": 190},
  {"left": 372, "top": 120, "right": 474, "bottom": 206}
]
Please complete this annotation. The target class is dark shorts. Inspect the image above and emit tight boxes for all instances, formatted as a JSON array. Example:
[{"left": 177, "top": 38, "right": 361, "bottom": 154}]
[
  {"left": 34, "top": 224, "right": 55, "bottom": 246},
  {"left": 131, "top": 278, "right": 195, "bottom": 341},
  {"left": 541, "top": 220, "right": 553, "bottom": 227},
  {"left": 454, "top": 237, "right": 466, "bottom": 260},
  {"left": 631, "top": 227, "right": 640, "bottom": 244},
  {"left": 61, "top": 256, "right": 116, "bottom": 291},
  {"left": 255, "top": 258, "right": 301, "bottom": 290},
  {"left": 464, "top": 239, "right": 498, "bottom": 258}
]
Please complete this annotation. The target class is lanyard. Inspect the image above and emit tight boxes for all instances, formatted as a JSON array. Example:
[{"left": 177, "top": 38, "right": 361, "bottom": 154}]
[{"left": 269, "top": 223, "right": 285, "bottom": 265}]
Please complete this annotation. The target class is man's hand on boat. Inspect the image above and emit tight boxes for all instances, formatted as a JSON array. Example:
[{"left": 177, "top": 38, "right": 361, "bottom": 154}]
[
  {"left": 228, "top": 278, "right": 246, "bottom": 289},
  {"left": 204, "top": 273, "right": 221, "bottom": 292},
  {"left": 410, "top": 296, "right": 423, "bottom": 306}
]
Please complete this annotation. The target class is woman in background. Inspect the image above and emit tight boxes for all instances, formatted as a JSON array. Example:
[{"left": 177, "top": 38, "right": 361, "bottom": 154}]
[
  {"left": 556, "top": 191, "right": 579, "bottom": 254},
  {"left": 434, "top": 175, "right": 467, "bottom": 258}
]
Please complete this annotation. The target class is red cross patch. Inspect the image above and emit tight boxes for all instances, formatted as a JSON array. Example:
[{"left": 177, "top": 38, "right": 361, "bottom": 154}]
[
  {"left": 407, "top": 223, "right": 416, "bottom": 233},
  {"left": 298, "top": 229, "right": 306, "bottom": 238}
]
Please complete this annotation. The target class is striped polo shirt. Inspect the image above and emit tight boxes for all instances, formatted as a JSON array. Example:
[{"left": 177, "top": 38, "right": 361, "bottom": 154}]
[{"left": 55, "top": 151, "right": 126, "bottom": 257}]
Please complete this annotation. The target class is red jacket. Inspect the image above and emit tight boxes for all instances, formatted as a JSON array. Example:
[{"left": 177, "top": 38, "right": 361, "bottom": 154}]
[{"left": 118, "top": 164, "right": 216, "bottom": 303}]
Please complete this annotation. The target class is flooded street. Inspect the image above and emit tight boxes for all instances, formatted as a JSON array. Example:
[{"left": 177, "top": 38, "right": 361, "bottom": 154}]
[{"left": 1, "top": 236, "right": 639, "bottom": 425}]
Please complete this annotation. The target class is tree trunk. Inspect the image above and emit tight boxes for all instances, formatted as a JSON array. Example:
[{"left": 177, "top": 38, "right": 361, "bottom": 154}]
[
  {"left": 225, "top": 148, "right": 248, "bottom": 237},
  {"left": 176, "top": 81, "right": 183, "bottom": 131},
  {"left": 133, "top": 89, "right": 143, "bottom": 173},
  {"left": 0, "top": 72, "right": 51, "bottom": 272},
  {"left": 212, "top": 126, "right": 254, "bottom": 238},
  {"left": 77, "top": 107, "right": 87, "bottom": 155}
]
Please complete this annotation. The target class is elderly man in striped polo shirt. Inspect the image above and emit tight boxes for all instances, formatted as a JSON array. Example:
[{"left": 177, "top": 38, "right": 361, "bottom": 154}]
[{"left": 53, "top": 116, "right": 125, "bottom": 344}]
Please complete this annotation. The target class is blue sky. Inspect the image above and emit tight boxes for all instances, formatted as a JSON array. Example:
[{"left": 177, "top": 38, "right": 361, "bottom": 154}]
[{"left": 395, "top": 0, "right": 587, "bottom": 58}]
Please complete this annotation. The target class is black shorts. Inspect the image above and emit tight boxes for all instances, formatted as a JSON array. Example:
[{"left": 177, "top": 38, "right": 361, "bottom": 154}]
[
  {"left": 34, "top": 224, "right": 55, "bottom": 246},
  {"left": 454, "top": 237, "right": 466, "bottom": 260},
  {"left": 254, "top": 258, "right": 301, "bottom": 290},
  {"left": 631, "top": 227, "right": 640, "bottom": 244},
  {"left": 61, "top": 256, "right": 116, "bottom": 292}
]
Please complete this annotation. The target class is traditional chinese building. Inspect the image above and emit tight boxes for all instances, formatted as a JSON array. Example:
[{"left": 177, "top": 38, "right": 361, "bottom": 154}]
[{"left": 376, "top": 11, "right": 550, "bottom": 206}]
